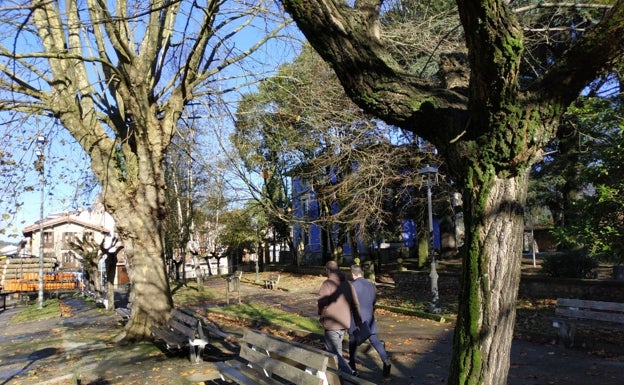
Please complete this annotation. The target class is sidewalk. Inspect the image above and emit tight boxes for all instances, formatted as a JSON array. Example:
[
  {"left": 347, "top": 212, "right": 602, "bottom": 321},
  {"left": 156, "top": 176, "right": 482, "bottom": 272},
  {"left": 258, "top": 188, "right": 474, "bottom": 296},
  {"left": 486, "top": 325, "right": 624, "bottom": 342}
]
[
  {"left": 204, "top": 274, "right": 624, "bottom": 385},
  {"left": 1, "top": 274, "right": 623, "bottom": 385}
]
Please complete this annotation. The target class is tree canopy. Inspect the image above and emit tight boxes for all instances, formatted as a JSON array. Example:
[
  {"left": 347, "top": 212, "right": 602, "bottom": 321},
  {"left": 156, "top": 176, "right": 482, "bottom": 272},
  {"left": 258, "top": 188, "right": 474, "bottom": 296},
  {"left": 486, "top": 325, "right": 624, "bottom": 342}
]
[
  {"left": 0, "top": 0, "right": 293, "bottom": 340},
  {"left": 278, "top": 0, "right": 624, "bottom": 384},
  {"left": 540, "top": 94, "right": 624, "bottom": 263}
]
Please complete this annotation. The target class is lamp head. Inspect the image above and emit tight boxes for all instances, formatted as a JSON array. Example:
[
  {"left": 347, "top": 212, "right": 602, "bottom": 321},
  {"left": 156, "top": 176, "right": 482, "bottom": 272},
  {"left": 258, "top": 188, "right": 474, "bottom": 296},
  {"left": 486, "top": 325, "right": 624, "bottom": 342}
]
[{"left": 418, "top": 164, "right": 438, "bottom": 175}]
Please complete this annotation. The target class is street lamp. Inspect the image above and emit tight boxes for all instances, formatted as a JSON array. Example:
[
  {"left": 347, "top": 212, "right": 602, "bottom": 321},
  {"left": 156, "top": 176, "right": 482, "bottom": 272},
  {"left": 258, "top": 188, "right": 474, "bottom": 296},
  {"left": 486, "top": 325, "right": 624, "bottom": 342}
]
[
  {"left": 251, "top": 219, "right": 259, "bottom": 283},
  {"left": 35, "top": 135, "right": 46, "bottom": 310},
  {"left": 418, "top": 164, "right": 441, "bottom": 313}
]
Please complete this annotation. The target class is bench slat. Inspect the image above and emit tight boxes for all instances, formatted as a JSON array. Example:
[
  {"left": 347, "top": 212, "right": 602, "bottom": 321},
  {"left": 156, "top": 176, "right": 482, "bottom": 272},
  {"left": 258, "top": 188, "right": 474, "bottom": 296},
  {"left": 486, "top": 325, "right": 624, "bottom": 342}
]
[
  {"left": 168, "top": 318, "right": 197, "bottom": 339},
  {"left": 150, "top": 327, "right": 187, "bottom": 349},
  {"left": 555, "top": 308, "right": 624, "bottom": 324},
  {"left": 264, "top": 274, "right": 280, "bottom": 289},
  {"left": 217, "top": 329, "right": 347, "bottom": 385},
  {"left": 202, "top": 324, "right": 230, "bottom": 340},
  {"left": 263, "top": 334, "right": 341, "bottom": 385},
  {"left": 553, "top": 298, "right": 624, "bottom": 348},
  {"left": 556, "top": 298, "right": 624, "bottom": 324},
  {"left": 216, "top": 360, "right": 284, "bottom": 385},
  {"left": 240, "top": 344, "right": 323, "bottom": 385},
  {"left": 558, "top": 298, "right": 624, "bottom": 313},
  {"left": 243, "top": 329, "right": 329, "bottom": 370},
  {"left": 172, "top": 309, "right": 200, "bottom": 325},
  {"left": 115, "top": 307, "right": 131, "bottom": 319},
  {"left": 151, "top": 308, "right": 210, "bottom": 363}
]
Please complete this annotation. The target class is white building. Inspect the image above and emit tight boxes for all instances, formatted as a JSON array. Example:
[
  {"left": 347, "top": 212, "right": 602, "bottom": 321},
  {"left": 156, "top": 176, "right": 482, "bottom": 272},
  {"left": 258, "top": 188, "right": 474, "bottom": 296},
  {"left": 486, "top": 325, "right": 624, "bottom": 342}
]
[{"left": 22, "top": 204, "right": 115, "bottom": 270}]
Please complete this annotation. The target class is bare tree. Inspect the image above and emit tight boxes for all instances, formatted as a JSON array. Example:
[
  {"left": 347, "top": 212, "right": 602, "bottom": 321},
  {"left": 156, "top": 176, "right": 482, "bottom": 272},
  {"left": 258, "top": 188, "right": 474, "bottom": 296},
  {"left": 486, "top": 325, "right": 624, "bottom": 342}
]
[
  {"left": 100, "top": 236, "right": 124, "bottom": 310},
  {"left": 233, "top": 44, "right": 439, "bottom": 265},
  {"left": 278, "top": 0, "right": 624, "bottom": 384},
  {"left": 162, "top": 128, "right": 199, "bottom": 284},
  {"left": 0, "top": 0, "right": 291, "bottom": 341},
  {"left": 70, "top": 237, "right": 101, "bottom": 296}
]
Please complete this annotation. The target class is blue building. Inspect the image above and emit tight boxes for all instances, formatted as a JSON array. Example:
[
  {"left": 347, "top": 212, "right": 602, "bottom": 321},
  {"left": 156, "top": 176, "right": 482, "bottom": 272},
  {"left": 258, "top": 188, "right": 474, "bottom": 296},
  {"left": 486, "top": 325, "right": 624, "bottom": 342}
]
[{"left": 291, "top": 176, "right": 441, "bottom": 266}]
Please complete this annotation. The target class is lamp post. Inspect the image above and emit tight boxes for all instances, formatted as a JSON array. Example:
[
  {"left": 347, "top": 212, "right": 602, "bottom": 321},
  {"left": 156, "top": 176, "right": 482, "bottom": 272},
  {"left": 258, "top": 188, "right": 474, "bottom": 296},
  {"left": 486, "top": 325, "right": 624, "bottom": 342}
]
[
  {"left": 251, "top": 219, "right": 259, "bottom": 283},
  {"left": 35, "top": 135, "right": 46, "bottom": 310},
  {"left": 419, "top": 164, "right": 440, "bottom": 313}
]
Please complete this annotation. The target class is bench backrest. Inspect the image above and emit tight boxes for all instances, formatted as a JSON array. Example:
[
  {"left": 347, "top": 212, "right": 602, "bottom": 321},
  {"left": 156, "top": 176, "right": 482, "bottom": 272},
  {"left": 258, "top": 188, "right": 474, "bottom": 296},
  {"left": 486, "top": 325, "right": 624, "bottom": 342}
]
[
  {"left": 169, "top": 309, "right": 205, "bottom": 340},
  {"left": 268, "top": 274, "right": 280, "bottom": 283},
  {"left": 240, "top": 329, "right": 329, "bottom": 385},
  {"left": 556, "top": 298, "right": 624, "bottom": 324}
]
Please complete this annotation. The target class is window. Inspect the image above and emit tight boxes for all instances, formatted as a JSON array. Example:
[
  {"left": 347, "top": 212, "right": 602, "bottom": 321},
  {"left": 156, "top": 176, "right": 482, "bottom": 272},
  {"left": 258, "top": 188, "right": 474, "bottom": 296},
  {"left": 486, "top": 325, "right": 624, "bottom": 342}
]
[
  {"left": 63, "top": 251, "right": 73, "bottom": 264},
  {"left": 43, "top": 231, "right": 54, "bottom": 247},
  {"left": 302, "top": 196, "right": 310, "bottom": 219},
  {"left": 62, "top": 232, "right": 77, "bottom": 248},
  {"left": 83, "top": 231, "right": 94, "bottom": 242}
]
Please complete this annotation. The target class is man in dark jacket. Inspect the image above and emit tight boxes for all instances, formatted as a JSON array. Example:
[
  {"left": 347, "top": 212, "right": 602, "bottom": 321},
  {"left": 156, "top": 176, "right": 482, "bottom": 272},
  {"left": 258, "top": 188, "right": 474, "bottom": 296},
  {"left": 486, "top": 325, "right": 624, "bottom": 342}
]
[
  {"left": 348, "top": 264, "right": 391, "bottom": 377},
  {"left": 318, "top": 260, "right": 361, "bottom": 375}
]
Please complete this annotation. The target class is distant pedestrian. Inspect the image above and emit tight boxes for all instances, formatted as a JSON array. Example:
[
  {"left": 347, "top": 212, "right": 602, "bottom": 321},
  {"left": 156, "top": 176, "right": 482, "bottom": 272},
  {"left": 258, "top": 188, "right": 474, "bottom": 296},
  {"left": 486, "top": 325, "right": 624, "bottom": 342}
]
[
  {"left": 318, "top": 260, "right": 362, "bottom": 375},
  {"left": 348, "top": 264, "right": 391, "bottom": 377}
]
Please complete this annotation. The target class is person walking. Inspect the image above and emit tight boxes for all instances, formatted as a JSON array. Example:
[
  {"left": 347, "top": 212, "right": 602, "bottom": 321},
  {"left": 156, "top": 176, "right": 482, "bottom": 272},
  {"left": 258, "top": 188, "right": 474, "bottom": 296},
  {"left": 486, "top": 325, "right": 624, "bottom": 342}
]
[
  {"left": 348, "top": 264, "right": 392, "bottom": 377},
  {"left": 318, "top": 260, "right": 361, "bottom": 375}
]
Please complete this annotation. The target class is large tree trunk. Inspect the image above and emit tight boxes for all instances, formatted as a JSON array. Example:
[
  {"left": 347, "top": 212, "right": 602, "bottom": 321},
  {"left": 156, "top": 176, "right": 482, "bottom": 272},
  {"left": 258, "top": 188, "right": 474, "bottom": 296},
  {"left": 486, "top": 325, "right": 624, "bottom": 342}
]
[
  {"left": 117, "top": 215, "right": 173, "bottom": 341},
  {"left": 450, "top": 171, "right": 527, "bottom": 384},
  {"left": 1, "top": 0, "right": 294, "bottom": 344},
  {"left": 104, "top": 171, "right": 173, "bottom": 341},
  {"left": 277, "top": 1, "right": 623, "bottom": 384},
  {"left": 105, "top": 256, "right": 117, "bottom": 311}
]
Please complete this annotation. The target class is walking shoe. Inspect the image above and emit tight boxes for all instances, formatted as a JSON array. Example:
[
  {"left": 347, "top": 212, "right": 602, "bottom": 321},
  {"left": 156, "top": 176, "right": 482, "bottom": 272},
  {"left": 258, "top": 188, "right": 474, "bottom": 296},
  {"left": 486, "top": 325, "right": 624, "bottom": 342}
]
[
  {"left": 349, "top": 363, "right": 359, "bottom": 377},
  {"left": 383, "top": 361, "right": 391, "bottom": 377}
]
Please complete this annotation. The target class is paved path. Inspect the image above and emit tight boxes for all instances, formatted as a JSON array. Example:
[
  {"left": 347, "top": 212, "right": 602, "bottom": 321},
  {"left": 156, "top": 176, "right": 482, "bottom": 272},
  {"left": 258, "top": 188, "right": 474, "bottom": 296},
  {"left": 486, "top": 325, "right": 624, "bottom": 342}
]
[
  {"left": 203, "top": 274, "right": 624, "bottom": 385},
  {"left": 1, "top": 274, "right": 623, "bottom": 385}
]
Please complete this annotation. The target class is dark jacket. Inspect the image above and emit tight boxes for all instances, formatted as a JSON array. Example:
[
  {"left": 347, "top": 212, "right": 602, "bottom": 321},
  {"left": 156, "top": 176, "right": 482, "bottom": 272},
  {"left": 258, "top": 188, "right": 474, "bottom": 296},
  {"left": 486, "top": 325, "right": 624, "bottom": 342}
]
[{"left": 349, "top": 277, "right": 378, "bottom": 335}]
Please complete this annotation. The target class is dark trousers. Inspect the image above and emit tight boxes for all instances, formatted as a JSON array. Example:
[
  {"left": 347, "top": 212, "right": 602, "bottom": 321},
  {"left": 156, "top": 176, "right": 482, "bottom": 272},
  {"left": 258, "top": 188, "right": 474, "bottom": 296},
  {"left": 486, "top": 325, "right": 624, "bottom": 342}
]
[{"left": 348, "top": 332, "right": 389, "bottom": 368}]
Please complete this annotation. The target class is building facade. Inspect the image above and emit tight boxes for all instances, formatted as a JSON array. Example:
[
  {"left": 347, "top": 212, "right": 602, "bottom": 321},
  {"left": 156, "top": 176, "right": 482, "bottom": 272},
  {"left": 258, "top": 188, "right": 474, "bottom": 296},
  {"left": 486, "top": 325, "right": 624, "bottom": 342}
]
[
  {"left": 291, "top": 177, "right": 442, "bottom": 266},
  {"left": 21, "top": 205, "right": 116, "bottom": 270}
]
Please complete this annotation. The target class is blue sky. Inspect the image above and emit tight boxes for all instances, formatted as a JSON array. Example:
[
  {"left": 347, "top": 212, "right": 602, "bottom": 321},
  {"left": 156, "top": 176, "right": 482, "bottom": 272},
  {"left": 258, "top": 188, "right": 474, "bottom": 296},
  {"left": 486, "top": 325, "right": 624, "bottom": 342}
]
[
  {"left": 0, "top": 124, "right": 99, "bottom": 243},
  {"left": 0, "top": 3, "right": 302, "bottom": 244}
]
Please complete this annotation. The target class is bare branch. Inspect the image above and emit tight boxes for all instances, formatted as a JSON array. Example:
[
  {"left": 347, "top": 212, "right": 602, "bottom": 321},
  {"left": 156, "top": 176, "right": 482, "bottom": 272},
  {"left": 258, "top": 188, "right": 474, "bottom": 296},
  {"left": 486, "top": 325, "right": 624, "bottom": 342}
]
[{"left": 513, "top": 2, "right": 613, "bottom": 14}]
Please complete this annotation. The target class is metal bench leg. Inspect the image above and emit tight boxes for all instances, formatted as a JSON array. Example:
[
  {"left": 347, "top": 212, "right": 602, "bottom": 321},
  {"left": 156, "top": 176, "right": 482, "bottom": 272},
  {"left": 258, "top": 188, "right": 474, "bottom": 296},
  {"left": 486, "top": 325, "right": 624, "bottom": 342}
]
[
  {"left": 558, "top": 322, "right": 575, "bottom": 348},
  {"left": 190, "top": 345, "right": 198, "bottom": 363},
  {"left": 189, "top": 344, "right": 205, "bottom": 364},
  {"left": 196, "top": 345, "right": 205, "bottom": 363}
]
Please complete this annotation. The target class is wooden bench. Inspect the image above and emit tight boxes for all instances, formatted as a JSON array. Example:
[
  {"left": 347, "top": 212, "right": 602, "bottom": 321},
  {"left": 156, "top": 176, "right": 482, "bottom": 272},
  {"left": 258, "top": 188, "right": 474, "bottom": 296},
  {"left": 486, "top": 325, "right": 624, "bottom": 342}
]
[
  {"left": 216, "top": 328, "right": 337, "bottom": 385},
  {"left": 115, "top": 306, "right": 132, "bottom": 322},
  {"left": 271, "top": 333, "right": 375, "bottom": 385},
  {"left": 264, "top": 274, "right": 280, "bottom": 290},
  {"left": 229, "top": 270, "right": 243, "bottom": 280},
  {"left": 150, "top": 308, "right": 209, "bottom": 363},
  {"left": 552, "top": 298, "right": 624, "bottom": 347},
  {"left": 216, "top": 328, "right": 375, "bottom": 385},
  {"left": 1, "top": 291, "right": 16, "bottom": 311},
  {"left": 227, "top": 270, "right": 243, "bottom": 289}
]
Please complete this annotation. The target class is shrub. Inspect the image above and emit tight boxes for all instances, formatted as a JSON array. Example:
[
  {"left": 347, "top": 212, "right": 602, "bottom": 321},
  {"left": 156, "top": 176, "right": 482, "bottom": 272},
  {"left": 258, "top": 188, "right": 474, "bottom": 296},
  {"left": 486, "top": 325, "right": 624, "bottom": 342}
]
[{"left": 541, "top": 251, "right": 598, "bottom": 278}]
